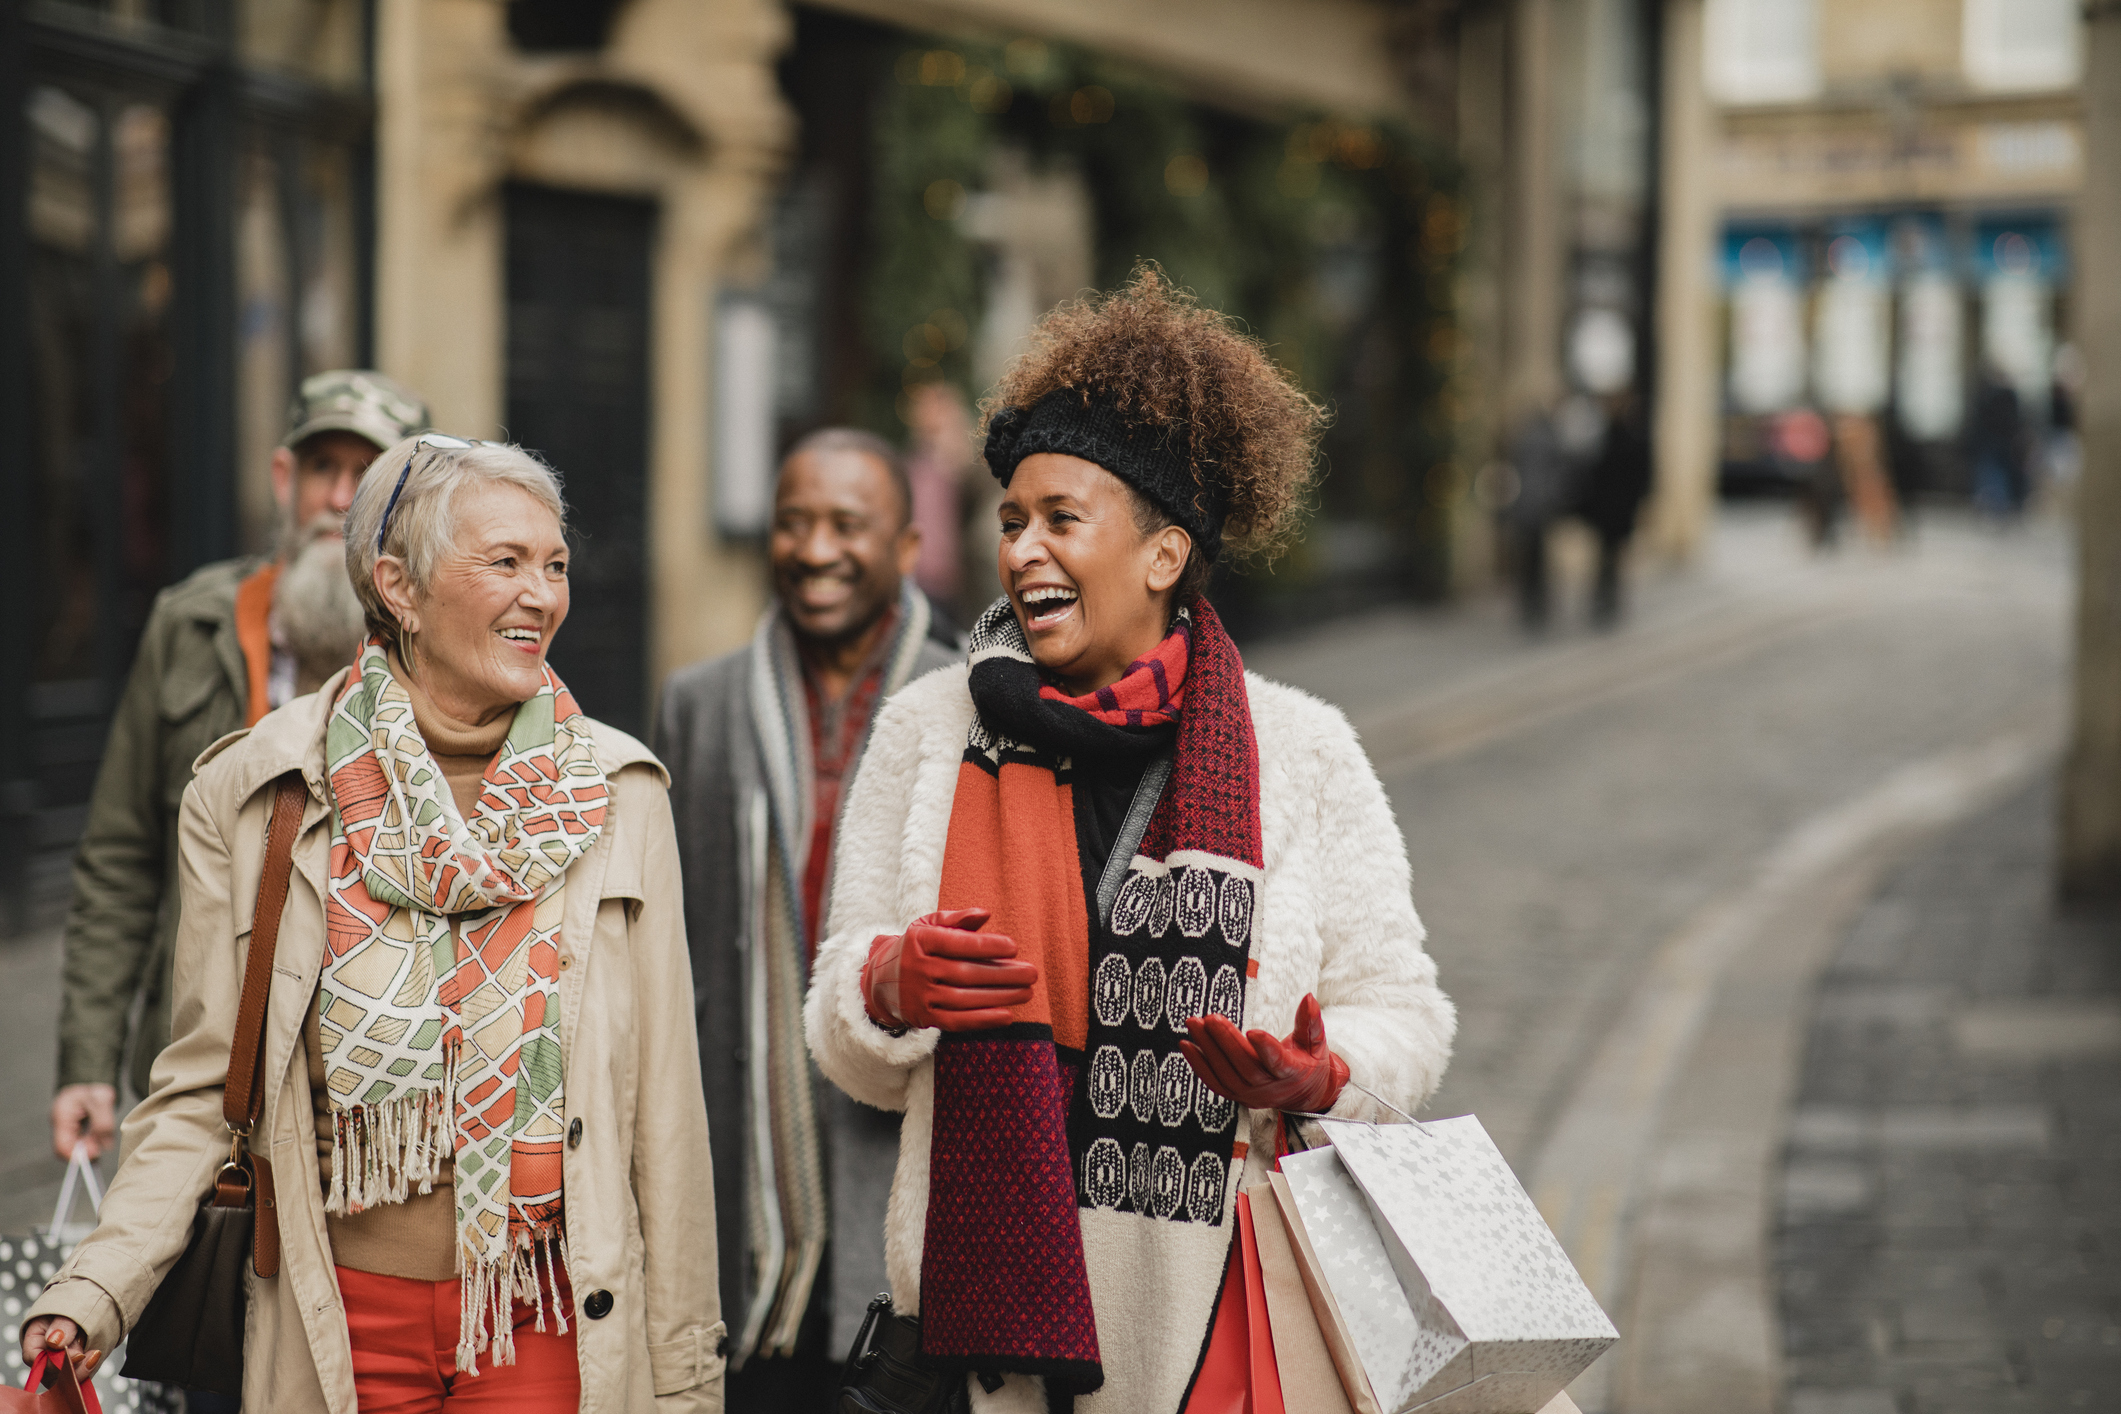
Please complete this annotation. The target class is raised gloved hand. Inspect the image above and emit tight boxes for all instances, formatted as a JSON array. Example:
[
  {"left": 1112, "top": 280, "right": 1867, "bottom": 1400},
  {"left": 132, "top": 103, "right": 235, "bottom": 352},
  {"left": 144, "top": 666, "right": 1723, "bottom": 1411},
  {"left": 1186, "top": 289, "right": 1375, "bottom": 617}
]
[
  {"left": 1180, "top": 993, "right": 1350, "bottom": 1113},
  {"left": 861, "top": 908, "right": 1039, "bottom": 1033}
]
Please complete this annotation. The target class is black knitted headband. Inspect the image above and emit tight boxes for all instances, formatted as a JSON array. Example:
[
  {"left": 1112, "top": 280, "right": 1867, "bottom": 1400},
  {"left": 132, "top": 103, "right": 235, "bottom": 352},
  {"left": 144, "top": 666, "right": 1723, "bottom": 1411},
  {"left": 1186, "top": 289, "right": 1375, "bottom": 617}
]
[{"left": 983, "top": 390, "right": 1226, "bottom": 558}]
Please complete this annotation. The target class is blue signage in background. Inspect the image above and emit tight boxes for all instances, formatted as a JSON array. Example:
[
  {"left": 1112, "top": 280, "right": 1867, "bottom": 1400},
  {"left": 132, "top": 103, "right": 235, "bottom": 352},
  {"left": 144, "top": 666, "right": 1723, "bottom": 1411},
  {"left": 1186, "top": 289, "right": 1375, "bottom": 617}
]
[
  {"left": 1821, "top": 218, "right": 1891, "bottom": 283},
  {"left": 1971, "top": 216, "right": 2064, "bottom": 281},
  {"left": 1891, "top": 213, "right": 1953, "bottom": 274},
  {"left": 1722, "top": 227, "right": 1805, "bottom": 286}
]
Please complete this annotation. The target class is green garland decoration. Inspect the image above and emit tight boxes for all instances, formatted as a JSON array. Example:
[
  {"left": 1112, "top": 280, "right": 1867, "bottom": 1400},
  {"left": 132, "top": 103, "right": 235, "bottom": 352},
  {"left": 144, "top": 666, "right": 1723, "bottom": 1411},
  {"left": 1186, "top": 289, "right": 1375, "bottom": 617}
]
[{"left": 863, "top": 34, "right": 1467, "bottom": 609}]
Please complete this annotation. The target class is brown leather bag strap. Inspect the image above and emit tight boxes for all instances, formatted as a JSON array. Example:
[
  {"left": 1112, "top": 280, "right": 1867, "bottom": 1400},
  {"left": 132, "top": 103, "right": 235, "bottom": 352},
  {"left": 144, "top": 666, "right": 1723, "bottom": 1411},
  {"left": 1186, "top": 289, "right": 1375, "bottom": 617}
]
[{"left": 222, "top": 771, "right": 308, "bottom": 1133}]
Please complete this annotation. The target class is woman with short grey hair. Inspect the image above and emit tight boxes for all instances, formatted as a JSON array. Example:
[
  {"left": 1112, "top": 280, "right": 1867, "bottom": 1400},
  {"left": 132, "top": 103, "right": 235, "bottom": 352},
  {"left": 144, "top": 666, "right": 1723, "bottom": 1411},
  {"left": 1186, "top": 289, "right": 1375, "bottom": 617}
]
[{"left": 25, "top": 434, "right": 725, "bottom": 1412}]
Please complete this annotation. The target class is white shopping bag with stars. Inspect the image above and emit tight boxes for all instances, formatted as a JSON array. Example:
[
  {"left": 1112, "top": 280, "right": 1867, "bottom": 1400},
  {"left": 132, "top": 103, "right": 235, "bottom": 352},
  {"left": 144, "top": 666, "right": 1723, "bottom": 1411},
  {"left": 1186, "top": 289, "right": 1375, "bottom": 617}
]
[
  {"left": 1274, "top": 1112, "right": 1615, "bottom": 1414},
  {"left": 0, "top": 1146, "right": 180, "bottom": 1413}
]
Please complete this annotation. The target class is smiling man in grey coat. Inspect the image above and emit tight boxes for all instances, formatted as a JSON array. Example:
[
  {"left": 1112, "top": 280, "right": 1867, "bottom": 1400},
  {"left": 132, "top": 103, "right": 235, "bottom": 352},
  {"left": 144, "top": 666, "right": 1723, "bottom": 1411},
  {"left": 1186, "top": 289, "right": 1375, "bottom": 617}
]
[{"left": 654, "top": 429, "right": 959, "bottom": 1406}]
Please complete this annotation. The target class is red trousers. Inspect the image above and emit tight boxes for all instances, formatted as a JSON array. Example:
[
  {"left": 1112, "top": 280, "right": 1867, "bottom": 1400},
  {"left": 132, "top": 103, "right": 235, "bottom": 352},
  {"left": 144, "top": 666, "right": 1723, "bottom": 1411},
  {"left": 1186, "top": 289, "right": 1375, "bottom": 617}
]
[{"left": 337, "top": 1266, "right": 581, "bottom": 1413}]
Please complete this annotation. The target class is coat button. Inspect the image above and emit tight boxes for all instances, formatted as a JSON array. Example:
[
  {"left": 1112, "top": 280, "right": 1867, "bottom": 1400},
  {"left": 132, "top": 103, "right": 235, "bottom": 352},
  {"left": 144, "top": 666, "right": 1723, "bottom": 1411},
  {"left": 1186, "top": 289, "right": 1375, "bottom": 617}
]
[
  {"left": 568, "top": 1118, "right": 583, "bottom": 1148},
  {"left": 583, "top": 1289, "right": 613, "bottom": 1320}
]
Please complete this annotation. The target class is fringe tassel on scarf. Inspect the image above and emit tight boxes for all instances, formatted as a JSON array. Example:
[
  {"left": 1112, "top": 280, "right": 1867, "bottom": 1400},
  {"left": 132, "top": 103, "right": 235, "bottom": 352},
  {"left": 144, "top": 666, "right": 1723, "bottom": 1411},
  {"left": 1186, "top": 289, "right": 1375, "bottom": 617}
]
[
  {"left": 321, "top": 1040, "right": 577, "bottom": 1374},
  {"left": 323, "top": 1046, "right": 460, "bottom": 1214},
  {"left": 459, "top": 1230, "right": 572, "bottom": 1375}
]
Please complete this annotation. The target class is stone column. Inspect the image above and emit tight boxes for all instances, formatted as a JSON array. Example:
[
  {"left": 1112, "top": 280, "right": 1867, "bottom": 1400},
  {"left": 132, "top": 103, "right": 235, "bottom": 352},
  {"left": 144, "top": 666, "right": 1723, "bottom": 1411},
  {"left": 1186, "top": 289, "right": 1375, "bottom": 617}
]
[
  {"left": 1644, "top": 0, "right": 1717, "bottom": 562},
  {"left": 1454, "top": 0, "right": 1509, "bottom": 589},
  {"left": 373, "top": 0, "right": 507, "bottom": 434},
  {"left": 2060, "top": 2, "right": 2121, "bottom": 898},
  {"left": 1502, "top": 0, "right": 1566, "bottom": 421}
]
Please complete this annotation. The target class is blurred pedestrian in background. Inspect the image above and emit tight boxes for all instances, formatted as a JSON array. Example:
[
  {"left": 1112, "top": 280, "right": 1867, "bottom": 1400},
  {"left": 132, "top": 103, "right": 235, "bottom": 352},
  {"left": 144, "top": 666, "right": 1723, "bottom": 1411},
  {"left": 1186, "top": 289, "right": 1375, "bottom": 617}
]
[
  {"left": 1502, "top": 394, "right": 1601, "bottom": 630},
  {"left": 1575, "top": 392, "right": 1653, "bottom": 628},
  {"left": 1831, "top": 412, "right": 1899, "bottom": 542},
  {"left": 2047, "top": 341, "right": 2083, "bottom": 492},
  {"left": 26, "top": 434, "right": 724, "bottom": 1410},
  {"left": 1969, "top": 361, "right": 2029, "bottom": 519},
  {"left": 806, "top": 271, "right": 1453, "bottom": 1414},
  {"left": 1775, "top": 406, "right": 1840, "bottom": 549},
  {"left": 903, "top": 383, "right": 978, "bottom": 631},
  {"left": 51, "top": 370, "right": 428, "bottom": 1168},
  {"left": 1501, "top": 403, "right": 1567, "bottom": 630},
  {"left": 653, "top": 428, "right": 957, "bottom": 1406}
]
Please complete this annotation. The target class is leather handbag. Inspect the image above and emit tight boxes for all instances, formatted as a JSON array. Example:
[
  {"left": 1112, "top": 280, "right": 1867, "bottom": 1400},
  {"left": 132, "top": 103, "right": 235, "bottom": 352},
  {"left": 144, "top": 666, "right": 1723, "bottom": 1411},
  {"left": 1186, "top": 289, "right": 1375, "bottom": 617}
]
[
  {"left": 121, "top": 772, "right": 305, "bottom": 1396},
  {"left": 835, "top": 1294, "right": 969, "bottom": 1414},
  {"left": 0, "top": 1349, "right": 102, "bottom": 1414}
]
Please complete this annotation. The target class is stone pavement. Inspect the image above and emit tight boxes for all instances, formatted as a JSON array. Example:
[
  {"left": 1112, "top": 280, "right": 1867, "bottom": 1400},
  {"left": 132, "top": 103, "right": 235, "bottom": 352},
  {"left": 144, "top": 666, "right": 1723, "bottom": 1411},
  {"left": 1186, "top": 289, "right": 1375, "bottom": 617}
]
[
  {"left": 0, "top": 928, "right": 79, "bottom": 1239},
  {"left": 1778, "top": 778, "right": 2121, "bottom": 1413}
]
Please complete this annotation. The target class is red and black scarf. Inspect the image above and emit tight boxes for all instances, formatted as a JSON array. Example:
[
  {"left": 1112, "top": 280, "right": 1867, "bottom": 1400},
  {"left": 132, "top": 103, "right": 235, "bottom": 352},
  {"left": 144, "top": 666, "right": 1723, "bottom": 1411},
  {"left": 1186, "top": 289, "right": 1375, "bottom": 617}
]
[{"left": 922, "top": 597, "right": 1263, "bottom": 1399}]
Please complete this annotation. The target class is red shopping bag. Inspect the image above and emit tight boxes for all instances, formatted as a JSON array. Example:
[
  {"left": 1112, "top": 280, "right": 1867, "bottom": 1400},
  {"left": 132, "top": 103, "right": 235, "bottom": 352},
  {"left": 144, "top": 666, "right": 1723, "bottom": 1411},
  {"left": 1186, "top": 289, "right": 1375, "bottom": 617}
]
[
  {"left": 1183, "top": 1191, "right": 1285, "bottom": 1414},
  {"left": 0, "top": 1348, "right": 103, "bottom": 1414}
]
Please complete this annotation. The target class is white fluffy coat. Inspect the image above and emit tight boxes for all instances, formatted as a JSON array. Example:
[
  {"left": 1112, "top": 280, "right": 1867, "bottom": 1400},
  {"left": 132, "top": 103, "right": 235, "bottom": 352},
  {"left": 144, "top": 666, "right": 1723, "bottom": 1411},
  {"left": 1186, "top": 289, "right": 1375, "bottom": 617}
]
[{"left": 804, "top": 664, "right": 1455, "bottom": 1414}]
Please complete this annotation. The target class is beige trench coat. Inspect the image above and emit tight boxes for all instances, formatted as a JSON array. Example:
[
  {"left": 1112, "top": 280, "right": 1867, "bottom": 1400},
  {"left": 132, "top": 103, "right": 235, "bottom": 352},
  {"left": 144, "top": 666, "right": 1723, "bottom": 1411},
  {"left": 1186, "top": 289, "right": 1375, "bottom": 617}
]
[{"left": 28, "top": 672, "right": 726, "bottom": 1413}]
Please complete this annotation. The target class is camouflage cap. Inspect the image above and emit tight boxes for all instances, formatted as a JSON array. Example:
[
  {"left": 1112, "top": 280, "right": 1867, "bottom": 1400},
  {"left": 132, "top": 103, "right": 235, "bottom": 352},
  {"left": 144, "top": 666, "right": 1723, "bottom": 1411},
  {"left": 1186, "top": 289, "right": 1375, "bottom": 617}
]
[{"left": 284, "top": 369, "right": 430, "bottom": 452}]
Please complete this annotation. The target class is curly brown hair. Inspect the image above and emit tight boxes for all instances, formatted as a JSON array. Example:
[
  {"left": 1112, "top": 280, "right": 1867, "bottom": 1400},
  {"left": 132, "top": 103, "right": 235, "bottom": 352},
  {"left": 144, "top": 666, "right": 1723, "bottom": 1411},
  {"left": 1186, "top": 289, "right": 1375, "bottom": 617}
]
[{"left": 978, "top": 266, "right": 1324, "bottom": 592}]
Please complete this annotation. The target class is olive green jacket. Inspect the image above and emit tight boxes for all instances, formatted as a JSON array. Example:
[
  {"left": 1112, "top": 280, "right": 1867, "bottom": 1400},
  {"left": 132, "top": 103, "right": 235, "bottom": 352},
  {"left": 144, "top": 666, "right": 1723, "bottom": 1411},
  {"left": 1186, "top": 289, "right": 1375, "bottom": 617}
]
[{"left": 58, "top": 557, "right": 260, "bottom": 1099}]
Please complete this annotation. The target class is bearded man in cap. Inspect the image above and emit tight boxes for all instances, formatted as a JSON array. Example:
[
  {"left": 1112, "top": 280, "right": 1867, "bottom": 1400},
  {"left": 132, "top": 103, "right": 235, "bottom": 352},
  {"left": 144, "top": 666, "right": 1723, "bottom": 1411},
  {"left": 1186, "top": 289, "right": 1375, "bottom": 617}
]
[{"left": 50, "top": 370, "right": 430, "bottom": 1163}]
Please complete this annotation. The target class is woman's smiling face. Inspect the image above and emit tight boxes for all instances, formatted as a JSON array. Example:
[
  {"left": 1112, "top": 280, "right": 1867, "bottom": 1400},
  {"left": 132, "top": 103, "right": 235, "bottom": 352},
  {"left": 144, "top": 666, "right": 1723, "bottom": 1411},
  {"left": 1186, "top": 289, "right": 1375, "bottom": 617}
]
[
  {"left": 377, "top": 479, "right": 571, "bottom": 724},
  {"left": 998, "top": 453, "right": 1191, "bottom": 697}
]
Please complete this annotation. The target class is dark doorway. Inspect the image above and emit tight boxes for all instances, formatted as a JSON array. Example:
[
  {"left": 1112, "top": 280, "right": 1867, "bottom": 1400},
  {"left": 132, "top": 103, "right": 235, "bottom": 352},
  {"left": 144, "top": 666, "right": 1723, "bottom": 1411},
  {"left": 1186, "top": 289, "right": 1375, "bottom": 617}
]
[{"left": 504, "top": 183, "right": 655, "bottom": 738}]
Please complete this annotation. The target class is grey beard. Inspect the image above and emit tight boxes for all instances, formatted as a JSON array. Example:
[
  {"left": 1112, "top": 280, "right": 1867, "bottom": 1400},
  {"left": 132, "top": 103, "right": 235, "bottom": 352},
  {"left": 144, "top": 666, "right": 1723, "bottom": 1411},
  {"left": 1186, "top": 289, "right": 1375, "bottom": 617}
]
[{"left": 274, "top": 532, "right": 366, "bottom": 685}]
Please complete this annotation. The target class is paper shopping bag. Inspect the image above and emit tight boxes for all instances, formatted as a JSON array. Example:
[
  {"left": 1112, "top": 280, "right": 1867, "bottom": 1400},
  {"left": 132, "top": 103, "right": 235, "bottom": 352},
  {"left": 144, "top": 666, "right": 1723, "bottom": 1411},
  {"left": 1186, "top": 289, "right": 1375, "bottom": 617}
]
[
  {"left": 1284, "top": 1116, "right": 1616, "bottom": 1414},
  {"left": 1275, "top": 1146, "right": 1434, "bottom": 1412},
  {"left": 1246, "top": 1180, "right": 1357, "bottom": 1414},
  {"left": 1184, "top": 1191, "right": 1286, "bottom": 1414}
]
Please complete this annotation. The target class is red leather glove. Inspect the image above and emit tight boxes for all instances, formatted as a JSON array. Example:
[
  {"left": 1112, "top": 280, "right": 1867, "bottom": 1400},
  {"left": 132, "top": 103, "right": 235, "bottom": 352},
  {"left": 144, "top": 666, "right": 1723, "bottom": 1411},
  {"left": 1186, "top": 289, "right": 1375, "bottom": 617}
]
[
  {"left": 860, "top": 908, "right": 1039, "bottom": 1033},
  {"left": 1180, "top": 993, "right": 1350, "bottom": 1112}
]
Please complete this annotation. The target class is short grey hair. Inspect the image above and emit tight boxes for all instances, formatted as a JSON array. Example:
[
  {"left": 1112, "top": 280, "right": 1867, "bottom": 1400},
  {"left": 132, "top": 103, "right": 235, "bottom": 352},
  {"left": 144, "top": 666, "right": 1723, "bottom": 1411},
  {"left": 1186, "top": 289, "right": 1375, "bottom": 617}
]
[
  {"left": 780, "top": 427, "right": 913, "bottom": 527},
  {"left": 344, "top": 435, "right": 568, "bottom": 651}
]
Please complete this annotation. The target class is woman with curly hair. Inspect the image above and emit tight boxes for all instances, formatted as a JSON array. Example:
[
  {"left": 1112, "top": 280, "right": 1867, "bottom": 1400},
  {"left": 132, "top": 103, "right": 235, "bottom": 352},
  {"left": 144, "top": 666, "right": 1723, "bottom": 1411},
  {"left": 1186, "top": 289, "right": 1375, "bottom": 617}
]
[{"left": 805, "top": 269, "right": 1454, "bottom": 1413}]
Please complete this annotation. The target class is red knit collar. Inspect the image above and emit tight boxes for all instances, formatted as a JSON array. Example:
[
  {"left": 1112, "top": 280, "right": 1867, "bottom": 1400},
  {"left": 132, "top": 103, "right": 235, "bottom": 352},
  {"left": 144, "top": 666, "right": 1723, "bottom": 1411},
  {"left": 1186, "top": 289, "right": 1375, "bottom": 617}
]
[{"left": 1036, "top": 615, "right": 1191, "bottom": 729}]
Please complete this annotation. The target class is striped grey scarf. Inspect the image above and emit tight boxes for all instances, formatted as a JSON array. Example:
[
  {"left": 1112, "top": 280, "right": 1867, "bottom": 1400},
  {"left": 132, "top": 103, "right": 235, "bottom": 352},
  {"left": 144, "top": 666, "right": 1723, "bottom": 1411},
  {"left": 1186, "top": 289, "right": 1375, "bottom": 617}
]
[{"left": 736, "top": 582, "right": 935, "bottom": 1361}]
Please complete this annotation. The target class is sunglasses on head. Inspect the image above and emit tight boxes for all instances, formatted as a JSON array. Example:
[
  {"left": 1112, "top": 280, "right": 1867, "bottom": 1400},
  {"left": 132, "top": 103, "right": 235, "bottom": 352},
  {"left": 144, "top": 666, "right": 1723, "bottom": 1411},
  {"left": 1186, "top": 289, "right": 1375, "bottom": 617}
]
[{"left": 375, "top": 434, "right": 486, "bottom": 553}]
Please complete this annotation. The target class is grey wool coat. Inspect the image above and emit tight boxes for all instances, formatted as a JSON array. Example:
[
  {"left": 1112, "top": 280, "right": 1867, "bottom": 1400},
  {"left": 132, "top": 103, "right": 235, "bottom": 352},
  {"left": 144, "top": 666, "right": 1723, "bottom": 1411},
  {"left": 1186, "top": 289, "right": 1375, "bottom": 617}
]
[{"left": 652, "top": 585, "right": 958, "bottom": 1362}]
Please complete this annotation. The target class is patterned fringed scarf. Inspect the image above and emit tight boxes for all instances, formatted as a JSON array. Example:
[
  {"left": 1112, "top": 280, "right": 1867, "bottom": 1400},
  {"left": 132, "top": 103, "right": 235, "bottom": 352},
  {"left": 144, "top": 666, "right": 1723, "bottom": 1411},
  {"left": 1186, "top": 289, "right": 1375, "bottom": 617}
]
[
  {"left": 923, "top": 597, "right": 1262, "bottom": 1401},
  {"left": 320, "top": 640, "right": 607, "bottom": 1371}
]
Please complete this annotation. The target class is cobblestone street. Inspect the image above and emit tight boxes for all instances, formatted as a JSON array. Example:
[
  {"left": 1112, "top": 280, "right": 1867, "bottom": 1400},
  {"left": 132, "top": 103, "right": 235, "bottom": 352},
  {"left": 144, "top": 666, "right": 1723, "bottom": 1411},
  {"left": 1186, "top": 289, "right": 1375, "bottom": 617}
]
[{"left": 1780, "top": 780, "right": 2121, "bottom": 1413}]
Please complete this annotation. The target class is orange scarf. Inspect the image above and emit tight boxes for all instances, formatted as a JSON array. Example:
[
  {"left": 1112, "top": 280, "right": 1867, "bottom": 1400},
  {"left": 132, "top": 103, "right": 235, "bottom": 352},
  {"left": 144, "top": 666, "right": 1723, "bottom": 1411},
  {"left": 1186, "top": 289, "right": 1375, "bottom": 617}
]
[{"left": 921, "top": 599, "right": 1261, "bottom": 1399}]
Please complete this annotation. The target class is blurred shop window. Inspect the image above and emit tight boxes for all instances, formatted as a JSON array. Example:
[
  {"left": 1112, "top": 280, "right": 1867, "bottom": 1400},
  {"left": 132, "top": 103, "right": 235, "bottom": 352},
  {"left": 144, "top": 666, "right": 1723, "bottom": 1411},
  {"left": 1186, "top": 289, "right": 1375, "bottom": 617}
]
[
  {"left": 1895, "top": 218, "right": 1963, "bottom": 443},
  {"left": 236, "top": 133, "right": 361, "bottom": 552},
  {"left": 28, "top": 83, "right": 174, "bottom": 700},
  {"left": 714, "top": 294, "right": 777, "bottom": 538},
  {"left": 711, "top": 175, "right": 833, "bottom": 540},
  {"left": 1726, "top": 234, "right": 1806, "bottom": 415},
  {"left": 13, "top": 0, "right": 375, "bottom": 929},
  {"left": 1978, "top": 225, "right": 2060, "bottom": 421},
  {"left": 26, "top": 81, "right": 177, "bottom": 865},
  {"left": 1962, "top": 0, "right": 2082, "bottom": 92},
  {"left": 1704, "top": 0, "right": 1819, "bottom": 104},
  {"left": 1813, "top": 231, "right": 1888, "bottom": 417},
  {"left": 1568, "top": 308, "right": 1635, "bottom": 397},
  {"left": 1898, "top": 275, "right": 1964, "bottom": 442}
]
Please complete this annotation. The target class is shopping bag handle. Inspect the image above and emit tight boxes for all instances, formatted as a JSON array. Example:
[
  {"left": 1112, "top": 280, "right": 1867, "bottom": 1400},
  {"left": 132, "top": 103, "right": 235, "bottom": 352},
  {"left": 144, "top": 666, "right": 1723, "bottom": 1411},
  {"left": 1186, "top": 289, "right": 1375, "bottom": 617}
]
[
  {"left": 1284, "top": 1079, "right": 1430, "bottom": 1131},
  {"left": 45, "top": 1143, "right": 103, "bottom": 1243},
  {"left": 25, "top": 1348, "right": 103, "bottom": 1414}
]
